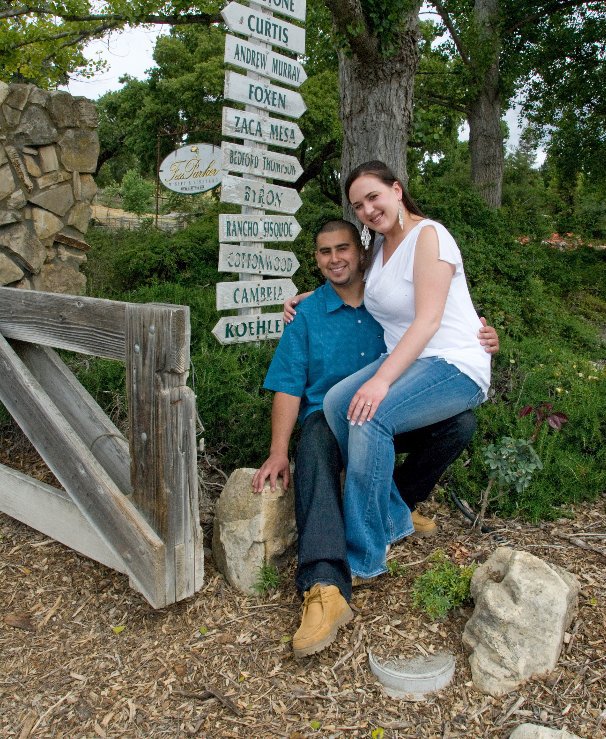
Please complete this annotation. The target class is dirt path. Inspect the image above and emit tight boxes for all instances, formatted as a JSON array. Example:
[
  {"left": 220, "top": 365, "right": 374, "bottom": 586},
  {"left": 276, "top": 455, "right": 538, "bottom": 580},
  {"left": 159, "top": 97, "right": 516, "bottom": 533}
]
[{"left": 1, "top": 430, "right": 605, "bottom": 738}]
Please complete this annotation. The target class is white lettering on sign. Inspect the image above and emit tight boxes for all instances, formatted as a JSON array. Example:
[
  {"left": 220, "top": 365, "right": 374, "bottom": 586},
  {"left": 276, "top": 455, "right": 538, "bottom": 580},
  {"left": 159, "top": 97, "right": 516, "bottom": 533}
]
[
  {"left": 225, "top": 35, "right": 307, "bottom": 87},
  {"left": 218, "top": 244, "right": 300, "bottom": 277},
  {"left": 212, "top": 313, "right": 284, "bottom": 344},
  {"left": 221, "top": 2, "right": 306, "bottom": 55},
  {"left": 224, "top": 71, "right": 306, "bottom": 119}
]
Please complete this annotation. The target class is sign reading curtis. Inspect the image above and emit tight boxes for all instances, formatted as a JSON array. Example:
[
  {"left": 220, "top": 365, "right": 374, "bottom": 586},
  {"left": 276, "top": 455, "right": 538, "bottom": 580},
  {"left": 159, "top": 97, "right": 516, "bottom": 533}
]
[
  {"left": 159, "top": 143, "right": 222, "bottom": 194},
  {"left": 214, "top": 0, "right": 307, "bottom": 345}
]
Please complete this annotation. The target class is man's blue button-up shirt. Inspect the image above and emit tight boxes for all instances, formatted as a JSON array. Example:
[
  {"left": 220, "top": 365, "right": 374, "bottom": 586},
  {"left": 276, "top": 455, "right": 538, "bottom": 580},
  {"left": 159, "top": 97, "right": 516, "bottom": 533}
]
[{"left": 263, "top": 281, "right": 386, "bottom": 422}]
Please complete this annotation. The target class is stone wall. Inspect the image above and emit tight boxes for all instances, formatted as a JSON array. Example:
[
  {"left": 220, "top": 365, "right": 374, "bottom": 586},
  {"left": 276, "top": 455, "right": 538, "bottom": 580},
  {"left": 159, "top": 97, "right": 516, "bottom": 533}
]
[{"left": 0, "top": 82, "right": 99, "bottom": 294}]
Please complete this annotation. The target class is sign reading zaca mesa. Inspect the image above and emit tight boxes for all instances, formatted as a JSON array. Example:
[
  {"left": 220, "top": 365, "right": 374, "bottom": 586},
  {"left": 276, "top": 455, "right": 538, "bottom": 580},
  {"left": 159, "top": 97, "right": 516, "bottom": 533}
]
[{"left": 159, "top": 143, "right": 223, "bottom": 194}]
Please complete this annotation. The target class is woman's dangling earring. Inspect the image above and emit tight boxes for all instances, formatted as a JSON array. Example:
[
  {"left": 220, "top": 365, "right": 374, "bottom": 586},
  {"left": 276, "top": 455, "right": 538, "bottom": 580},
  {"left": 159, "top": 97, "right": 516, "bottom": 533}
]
[
  {"left": 361, "top": 224, "right": 371, "bottom": 251},
  {"left": 398, "top": 203, "right": 404, "bottom": 230}
]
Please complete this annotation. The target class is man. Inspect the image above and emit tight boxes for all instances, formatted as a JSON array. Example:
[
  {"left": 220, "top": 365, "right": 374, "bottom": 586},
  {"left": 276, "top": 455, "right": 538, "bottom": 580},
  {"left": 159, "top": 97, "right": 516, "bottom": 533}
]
[{"left": 252, "top": 219, "right": 498, "bottom": 658}]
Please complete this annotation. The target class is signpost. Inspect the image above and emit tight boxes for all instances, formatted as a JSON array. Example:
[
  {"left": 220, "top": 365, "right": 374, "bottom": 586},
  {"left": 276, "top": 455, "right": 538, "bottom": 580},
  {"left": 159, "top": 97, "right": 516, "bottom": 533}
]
[{"left": 214, "top": 0, "right": 306, "bottom": 345}]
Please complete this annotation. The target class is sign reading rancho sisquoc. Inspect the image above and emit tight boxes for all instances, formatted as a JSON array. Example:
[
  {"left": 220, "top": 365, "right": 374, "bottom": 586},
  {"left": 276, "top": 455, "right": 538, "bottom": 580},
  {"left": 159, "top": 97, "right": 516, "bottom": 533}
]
[
  {"left": 159, "top": 143, "right": 223, "bottom": 194},
  {"left": 214, "top": 0, "right": 306, "bottom": 345}
]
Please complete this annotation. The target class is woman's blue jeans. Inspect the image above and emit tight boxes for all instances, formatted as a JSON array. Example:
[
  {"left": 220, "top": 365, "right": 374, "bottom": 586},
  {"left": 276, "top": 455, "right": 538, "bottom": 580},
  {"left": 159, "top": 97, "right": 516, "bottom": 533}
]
[{"left": 323, "top": 356, "right": 484, "bottom": 578}]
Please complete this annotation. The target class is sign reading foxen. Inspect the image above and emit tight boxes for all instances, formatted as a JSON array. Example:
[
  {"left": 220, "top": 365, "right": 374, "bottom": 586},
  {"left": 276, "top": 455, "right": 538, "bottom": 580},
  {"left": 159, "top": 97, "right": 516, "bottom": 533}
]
[
  {"left": 218, "top": 244, "right": 300, "bottom": 277},
  {"left": 159, "top": 143, "right": 222, "bottom": 193},
  {"left": 216, "top": 278, "right": 297, "bottom": 310},
  {"left": 224, "top": 71, "right": 306, "bottom": 119}
]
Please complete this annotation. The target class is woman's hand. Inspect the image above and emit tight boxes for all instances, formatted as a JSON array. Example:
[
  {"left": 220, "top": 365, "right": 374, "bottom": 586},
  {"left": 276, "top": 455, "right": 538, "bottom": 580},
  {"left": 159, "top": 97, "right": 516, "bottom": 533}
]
[
  {"left": 347, "top": 376, "right": 390, "bottom": 425},
  {"left": 283, "top": 296, "right": 300, "bottom": 324},
  {"left": 478, "top": 317, "right": 499, "bottom": 354}
]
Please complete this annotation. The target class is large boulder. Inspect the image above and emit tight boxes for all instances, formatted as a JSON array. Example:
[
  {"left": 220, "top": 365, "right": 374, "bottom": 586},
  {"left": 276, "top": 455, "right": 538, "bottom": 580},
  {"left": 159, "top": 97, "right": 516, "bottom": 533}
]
[
  {"left": 212, "top": 468, "right": 296, "bottom": 595},
  {"left": 462, "top": 547, "right": 580, "bottom": 696},
  {"left": 509, "top": 724, "right": 581, "bottom": 739}
]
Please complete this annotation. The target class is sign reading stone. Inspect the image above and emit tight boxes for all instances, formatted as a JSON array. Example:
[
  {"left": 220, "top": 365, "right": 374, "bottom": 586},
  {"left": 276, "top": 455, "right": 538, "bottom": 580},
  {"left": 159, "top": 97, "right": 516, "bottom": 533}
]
[
  {"left": 219, "top": 214, "right": 301, "bottom": 242},
  {"left": 218, "top": 243, "right": 300, "bottom": 277},
  {"left": 220, "top": 173, "right": 302, "bottom": 214},
  {"left": 221, "top": 2, "right": 306, "bottom": 54},
  {"left": 222, "top": 107, "right": 304, "bottom": 151},
  {"left": 159, "top": 143, "right": 222, "bottom": 193},
  {"left": 216, "top": 277, "right": 297, "bottom": 310},
  {"left": 225, "top": 35, "right": 307, "bottom": 88},
  {"left": 251, "top": 0, "right": 307, "bottom": 22},
  {"left": 222, "top": 142, "right": 303, "bottom": 182},
  {"left": 224, "top": 71, "right": 306, "bottom": 119},
  {"left": 212, "top": 312, "right": 284, "bottom": 344}
]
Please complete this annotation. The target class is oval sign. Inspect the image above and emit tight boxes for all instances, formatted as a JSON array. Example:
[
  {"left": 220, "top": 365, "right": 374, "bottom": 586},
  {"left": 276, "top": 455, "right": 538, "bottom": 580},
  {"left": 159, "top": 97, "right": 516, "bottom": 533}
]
[{"left": 159, "top": 143, "right": 223, "bottom": 194}]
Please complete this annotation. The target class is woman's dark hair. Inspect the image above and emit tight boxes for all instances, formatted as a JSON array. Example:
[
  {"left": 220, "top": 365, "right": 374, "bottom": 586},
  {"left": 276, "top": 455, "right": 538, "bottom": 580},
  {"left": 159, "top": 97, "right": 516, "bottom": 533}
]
[{"left": 344, "top": 160, "right": 425, "bottom": 218}]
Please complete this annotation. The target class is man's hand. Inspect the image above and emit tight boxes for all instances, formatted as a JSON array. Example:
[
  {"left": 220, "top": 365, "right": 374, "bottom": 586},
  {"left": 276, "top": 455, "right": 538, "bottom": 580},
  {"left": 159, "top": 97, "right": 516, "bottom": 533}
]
[
  {"left": 252, "top": 452, "right": 291, "bottom": 493},
  {"left": 479, "top": 317, "right": 499, "bottom": 354}
]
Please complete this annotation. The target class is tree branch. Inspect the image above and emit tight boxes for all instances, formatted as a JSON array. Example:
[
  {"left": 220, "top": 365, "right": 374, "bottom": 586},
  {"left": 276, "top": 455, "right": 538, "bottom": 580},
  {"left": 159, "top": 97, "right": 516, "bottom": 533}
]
[
  {"left": 431, "top": 0, "right": 471, "bottom": 67},
  {"left": 0, "top": 4, "right": 220, "bottom": 25},
  {"left": 295, "top": 139, "right": 340, "bottom": 194},
  {"left": 322, "top": 0, "right": 379, "bottom": 61},
  {"left": 506, "top": 0, "right": 602, "bottom": 34}
]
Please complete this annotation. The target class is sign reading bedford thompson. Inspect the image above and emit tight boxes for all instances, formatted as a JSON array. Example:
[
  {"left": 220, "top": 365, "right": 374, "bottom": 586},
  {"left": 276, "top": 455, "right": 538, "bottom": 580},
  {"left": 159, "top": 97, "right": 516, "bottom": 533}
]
[{"left": 159, "top": 143, "right": 222, "bottom": 193}]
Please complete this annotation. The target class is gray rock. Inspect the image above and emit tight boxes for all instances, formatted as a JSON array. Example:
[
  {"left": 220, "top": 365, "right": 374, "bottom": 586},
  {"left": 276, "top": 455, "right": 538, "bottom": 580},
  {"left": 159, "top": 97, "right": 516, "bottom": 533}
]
[
  {"left": 24, "top": 155, "right": 42, "bottom": 178},
  {"left": 31, "top": 262, "right": 86, "bottom": 294},
  {"left": 6, "top": 84, "right": 31, "bottom": 111},
  {"left": 0, "top": 223, "right": 45, "bottom": 273},
  {"left": 2, "top": 105, "right": 22, "bottom": 127},
  {"left": 28, "top": 88, "right": 49, "bottom": 107},
  {"left": 15, "top": 105, "right": 58, "bottom": 146},
  {"left": 509, "top": 724, "right": 581, "bottom": 739},
  {"left": 8, "top": 189, "right": 27, "bottom": 209},
  {"left": 32, "top": 207, "right": 63, "bottom": 239},
  {"left": 0, "top": 210, "right": 21, "bottom": 226},
  {"left": 36, "top": 170, "right": 71, "bottom": 189},
  {"left": 58, "top": 129, "right": 99, "bottom": 173},
  {"left": 0, "top": 144, "right": 7, "bottom": 166},
  {"left": 0, "top": 163, "right": 16, "bottom": 200},
  {"left": 463, "top": 548, "right": 580, "bottom": 696},
  {"left": 79, "top": 173, "right": 97, "bottom": 201},
  {"left": 0, "top": 253, "right": 24, "bottom": 285},
  {"left": 75, "top": 98, "right": 98, "bottom": 128},
  {"left": 38, "top": 144, "right": 59, "bottom": 173},
  {"left": 212, "top": 468, "right": 296, "bottom": 595},
  {"left": 0, "top": 81, "right": 9, "bottom": 106},
  {"left": 28, "top": 182, "right": 74, "bottom": 217},
  {"left": 48, "top": 91, "right": 77, "bottom": 128},
  {"left": 67, "top": 202, "right": 92, "bottom": 233}
]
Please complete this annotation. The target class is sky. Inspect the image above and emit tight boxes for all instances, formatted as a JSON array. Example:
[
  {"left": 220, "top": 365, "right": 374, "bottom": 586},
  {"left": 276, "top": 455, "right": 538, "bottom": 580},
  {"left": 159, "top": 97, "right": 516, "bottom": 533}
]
[{"left": 63, "top": 26, "right": 541, "bottom": 162}]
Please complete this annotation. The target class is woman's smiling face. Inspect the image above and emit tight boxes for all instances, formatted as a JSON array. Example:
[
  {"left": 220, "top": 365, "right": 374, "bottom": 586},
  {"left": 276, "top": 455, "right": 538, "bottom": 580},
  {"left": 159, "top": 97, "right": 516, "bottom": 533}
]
[{"left": 348, "top": 174, "right": 403, "bottom": 235}]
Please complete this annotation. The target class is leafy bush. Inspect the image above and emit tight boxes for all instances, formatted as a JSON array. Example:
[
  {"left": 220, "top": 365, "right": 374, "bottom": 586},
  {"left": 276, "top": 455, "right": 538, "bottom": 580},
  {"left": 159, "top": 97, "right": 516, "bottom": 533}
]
[
  {"left": 120, "top": 169, "right": 154, "bottom": 214},
  {"left": 412, "top": 550, "right": 476, "bottom": 620}
]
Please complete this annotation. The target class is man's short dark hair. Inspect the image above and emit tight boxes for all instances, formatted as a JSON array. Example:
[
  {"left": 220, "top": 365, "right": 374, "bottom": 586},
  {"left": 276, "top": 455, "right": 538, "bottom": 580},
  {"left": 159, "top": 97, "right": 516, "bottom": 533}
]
[{"left": 315, "top": 219, "right": 362, "bottom": 250}]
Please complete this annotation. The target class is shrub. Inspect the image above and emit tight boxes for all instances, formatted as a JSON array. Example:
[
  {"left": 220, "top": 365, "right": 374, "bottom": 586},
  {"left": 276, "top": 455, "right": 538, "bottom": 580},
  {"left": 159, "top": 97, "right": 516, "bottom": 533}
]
[{"left": 412, "top": 550, "right": 476, "bottom": 620}]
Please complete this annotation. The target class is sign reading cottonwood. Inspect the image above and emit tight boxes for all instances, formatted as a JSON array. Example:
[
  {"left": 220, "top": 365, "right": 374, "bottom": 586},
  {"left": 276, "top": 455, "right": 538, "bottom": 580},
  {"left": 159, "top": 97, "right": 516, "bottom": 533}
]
[{"left": 218, "top": 243, "right": 300, "bottom": 277}]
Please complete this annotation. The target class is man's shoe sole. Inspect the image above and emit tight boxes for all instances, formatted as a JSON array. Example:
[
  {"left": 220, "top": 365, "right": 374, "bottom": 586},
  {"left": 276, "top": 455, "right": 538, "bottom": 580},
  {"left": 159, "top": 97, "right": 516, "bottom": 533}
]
[
  {"left": 412, "top": 525, "right": 438, "bottom": 538},
  {"left": 292, "top": 606, "right": 353, "bottom": 658}
]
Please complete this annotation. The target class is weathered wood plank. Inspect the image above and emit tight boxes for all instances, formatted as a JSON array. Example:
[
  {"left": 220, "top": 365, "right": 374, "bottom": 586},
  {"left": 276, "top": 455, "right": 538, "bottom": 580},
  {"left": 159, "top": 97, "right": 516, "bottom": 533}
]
[
  {"left": 126, "top": 303, "right": 203, "bottom": 601},
  {"left": 0, "top": 332, "right": 167, "bottom": 607},
  {"left": 13, "top": 342, "right": 132, "bottom": 495},
  {"left": 0, "top": 287, "right": 126, "bottom": 360},
  {"left": 0, "top": 464, "right": 125, "bottom": 573}
]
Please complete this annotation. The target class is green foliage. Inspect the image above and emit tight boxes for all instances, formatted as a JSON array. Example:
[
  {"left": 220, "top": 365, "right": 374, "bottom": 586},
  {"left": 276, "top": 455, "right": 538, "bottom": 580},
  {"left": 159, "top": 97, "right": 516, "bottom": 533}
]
[
  {"left": 483, "top": 437, "right": 543, "bottom": 495},
  {"left": 412, "top": 550, "right": 476, "bottom": 620},
  {"left": 386, "top": 559, "right": 407, "bottom": 577},
  {"left": 253, "top": 564, "right": 281, "bottom": 596},
  {"left": 119, "top": 170, "right": 154, "bottom": 214}
]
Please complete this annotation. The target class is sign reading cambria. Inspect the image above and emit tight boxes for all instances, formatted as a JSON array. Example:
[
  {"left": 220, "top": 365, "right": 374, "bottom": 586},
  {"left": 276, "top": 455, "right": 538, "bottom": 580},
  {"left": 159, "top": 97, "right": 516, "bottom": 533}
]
[{"left": 159, "top": 143, "right": 223, "bottom": 194}]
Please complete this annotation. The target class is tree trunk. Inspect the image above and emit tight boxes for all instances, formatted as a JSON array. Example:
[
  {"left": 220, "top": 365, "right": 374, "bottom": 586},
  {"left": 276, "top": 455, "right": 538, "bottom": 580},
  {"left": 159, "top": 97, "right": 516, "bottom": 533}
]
[{"left": 468, "top": 0, "right": 503, "bottom": 208}]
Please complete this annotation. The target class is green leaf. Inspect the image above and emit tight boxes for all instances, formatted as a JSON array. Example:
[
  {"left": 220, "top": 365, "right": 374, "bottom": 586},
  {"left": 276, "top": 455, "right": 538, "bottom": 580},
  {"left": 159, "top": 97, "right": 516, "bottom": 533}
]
[
  {"left": 310, "top": 720, "right": 321, "bottom": 730},
  {"left": 111, "top": 625, "right": 126, "bottom": 634}
]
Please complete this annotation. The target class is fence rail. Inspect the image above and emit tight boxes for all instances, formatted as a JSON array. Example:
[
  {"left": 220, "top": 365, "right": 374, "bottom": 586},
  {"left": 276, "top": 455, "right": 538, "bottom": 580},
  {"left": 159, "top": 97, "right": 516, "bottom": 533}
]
[{"left": 0, "top": 287, "right": 203, "bottom": 608}]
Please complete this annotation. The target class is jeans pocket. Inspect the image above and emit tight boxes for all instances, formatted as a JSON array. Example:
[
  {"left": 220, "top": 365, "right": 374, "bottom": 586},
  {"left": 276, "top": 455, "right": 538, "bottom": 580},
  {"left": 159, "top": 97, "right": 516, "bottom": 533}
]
[{"left": 466, "top": 387, "right": 484, "bottom": 410}]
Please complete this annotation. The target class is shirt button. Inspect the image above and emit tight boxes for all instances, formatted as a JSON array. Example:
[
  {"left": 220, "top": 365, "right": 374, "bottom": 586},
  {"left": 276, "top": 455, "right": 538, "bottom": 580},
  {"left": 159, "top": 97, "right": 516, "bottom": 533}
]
[
  {"left": 361, "top": 352, "right": 365, "bottom": 357},
  {"left": 357, "top": 320, "right": 362, "bottom": 324}
]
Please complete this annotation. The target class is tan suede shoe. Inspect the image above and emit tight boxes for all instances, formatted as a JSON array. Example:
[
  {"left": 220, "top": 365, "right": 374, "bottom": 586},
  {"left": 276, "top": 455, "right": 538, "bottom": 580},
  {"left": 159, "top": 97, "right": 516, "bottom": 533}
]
[
  {"left": 292, "top": 584, "right": 353, "bottom": 658},
  {"left": 412, "top": 510, "right": 438, "bottom": 537}
]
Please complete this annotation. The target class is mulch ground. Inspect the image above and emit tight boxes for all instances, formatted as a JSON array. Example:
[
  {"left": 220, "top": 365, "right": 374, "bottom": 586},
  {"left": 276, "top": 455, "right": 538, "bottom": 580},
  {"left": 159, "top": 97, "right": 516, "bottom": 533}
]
[{"left": 1, "top": 424, "right": 605, "bottom": 739}]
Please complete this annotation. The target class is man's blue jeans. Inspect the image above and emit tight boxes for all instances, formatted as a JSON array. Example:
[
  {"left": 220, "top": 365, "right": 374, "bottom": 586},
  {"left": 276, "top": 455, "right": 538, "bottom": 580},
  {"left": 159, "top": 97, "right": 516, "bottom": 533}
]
[{"left": 323, "top": 356, "right": 484, "bottom": 579}]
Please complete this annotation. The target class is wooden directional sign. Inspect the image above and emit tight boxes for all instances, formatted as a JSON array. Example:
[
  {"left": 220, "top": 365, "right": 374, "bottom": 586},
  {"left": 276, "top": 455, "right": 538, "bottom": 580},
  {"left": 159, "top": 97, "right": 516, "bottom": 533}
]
[
  {"left": 219, "top": 214, "right": 300, "bottom": 242},
  {"left": 252, "top": 0, "right": 306, "bottom": 23},
  {"left": 218, "top": 243, "right": 300, "bottom": 277},
  {"left": 224, "top": 71, "right": 306, "bottom": 120},
  {"left": 222, "top": 142, "right": 303, "bottom": 182},
  {"left": 225, "top": 35, "right": 307, "bottom": 88},
  {"left": 220, "top": 173, "right": 302, "bottom": 214},
  {"left": 216, "top": 278, "right": 297, "bottom": 310},
  {"left": 222, "top": 107, "right": 303, "bottom": 152},
  {"left": 212, "top": 312, "right": 284, "bottom": 344},
  {"left": 221, "top": 2, "right": 306, "bottom": 55}
]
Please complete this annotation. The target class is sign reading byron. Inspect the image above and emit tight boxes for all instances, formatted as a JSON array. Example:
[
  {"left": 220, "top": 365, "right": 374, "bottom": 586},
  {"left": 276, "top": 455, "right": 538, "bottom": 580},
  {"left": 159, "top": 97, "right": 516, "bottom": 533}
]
[
  {"left": 220, "top": 173, "right": 302, "bottom": 214},
  {"left": 159, "top": 143, "right": 222, "bottom": 193}
]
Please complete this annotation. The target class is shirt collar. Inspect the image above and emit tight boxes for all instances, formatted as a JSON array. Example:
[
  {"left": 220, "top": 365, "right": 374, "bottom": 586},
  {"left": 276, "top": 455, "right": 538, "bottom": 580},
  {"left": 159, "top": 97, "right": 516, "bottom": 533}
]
[{"left": 323, "top": 281, "right": 347, "bottom": 313}]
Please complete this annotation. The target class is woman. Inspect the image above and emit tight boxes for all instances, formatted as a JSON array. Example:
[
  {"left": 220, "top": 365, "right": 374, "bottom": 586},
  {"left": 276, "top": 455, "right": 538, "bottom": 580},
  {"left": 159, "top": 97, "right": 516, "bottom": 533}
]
[{"left": 322, "top": 161, "right": 491, "bottom": 580}]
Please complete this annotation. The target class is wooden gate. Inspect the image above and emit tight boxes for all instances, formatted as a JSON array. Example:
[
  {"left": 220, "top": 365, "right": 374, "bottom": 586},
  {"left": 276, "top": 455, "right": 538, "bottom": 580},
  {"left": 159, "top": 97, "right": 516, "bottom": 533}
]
[{"left": 0, "top": 287, "right": 203, "bottom": 608}]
